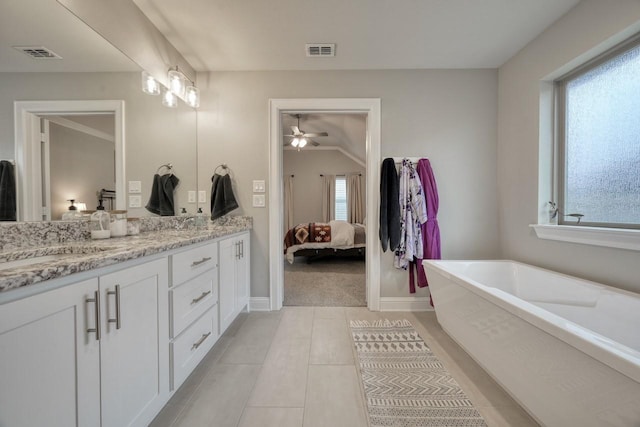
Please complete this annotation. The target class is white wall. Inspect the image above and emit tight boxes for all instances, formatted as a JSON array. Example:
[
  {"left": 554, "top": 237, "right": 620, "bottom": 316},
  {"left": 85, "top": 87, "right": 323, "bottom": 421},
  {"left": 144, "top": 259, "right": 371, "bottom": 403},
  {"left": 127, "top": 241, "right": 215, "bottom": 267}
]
[
  {"left": 0, "top": 72, "right": 197, "bottom": 217},
  {"left": 196, "top": 69, "right": 499, "bottom": 298},
  {"left": 283, "top": 149, "right": 365, "bottom": 226},
  {"left": 498, "top": 0, "right": 640, "bottom": 293}
]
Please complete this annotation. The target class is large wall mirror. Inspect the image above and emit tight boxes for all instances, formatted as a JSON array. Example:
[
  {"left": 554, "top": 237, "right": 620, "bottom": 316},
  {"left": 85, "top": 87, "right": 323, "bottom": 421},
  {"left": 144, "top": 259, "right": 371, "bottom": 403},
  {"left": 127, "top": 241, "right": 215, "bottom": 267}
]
[{"left": 0, "top": 0, "right": 197, "bottom": 221}]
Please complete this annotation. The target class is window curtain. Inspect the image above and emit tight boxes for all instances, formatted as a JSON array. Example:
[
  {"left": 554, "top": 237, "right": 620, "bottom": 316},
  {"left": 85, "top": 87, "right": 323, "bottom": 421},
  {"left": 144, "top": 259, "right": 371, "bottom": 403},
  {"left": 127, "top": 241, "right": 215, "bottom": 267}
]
[
  {"left": 347, "top": 173, "right": 364, "bottom": 224},
  {"left": 284, "top": 175, "right": 294, "bottom": 230},
  {"left": 321, "top": 174, "right": 335, "bottom": 222}
]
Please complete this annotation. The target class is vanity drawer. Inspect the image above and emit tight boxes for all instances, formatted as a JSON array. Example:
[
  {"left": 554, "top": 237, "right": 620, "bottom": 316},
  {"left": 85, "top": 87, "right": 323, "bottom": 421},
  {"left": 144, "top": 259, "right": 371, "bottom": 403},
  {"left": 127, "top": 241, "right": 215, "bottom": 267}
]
[
  {"left": 171, "top": 268, "right": 218, "bottom": 338},
  {"left": 171, "top": 305, "right": 218, "bottom": 390},
  {"left": 171, "top": 242, "right": 218, "bottom": 286}
]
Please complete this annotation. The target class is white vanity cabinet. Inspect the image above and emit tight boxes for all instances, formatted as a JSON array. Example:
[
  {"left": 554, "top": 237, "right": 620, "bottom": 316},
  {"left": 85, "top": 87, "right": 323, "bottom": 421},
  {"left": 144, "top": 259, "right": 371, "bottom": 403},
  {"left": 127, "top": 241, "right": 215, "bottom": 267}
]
[
  {"left": 0, "top": 278, "right": 101, "bottom": 427},
  {"left": 169, "top": 241, "right": 219, "bottom": 390},
  {"left": 0, "top": 257, "right": 169, "bottom": 427},
  {"left": 99, "top": 258, "right": 169, "bottom": 427},
  {"left": 219, "top": 231, "right": 250, "bottom": 333}
]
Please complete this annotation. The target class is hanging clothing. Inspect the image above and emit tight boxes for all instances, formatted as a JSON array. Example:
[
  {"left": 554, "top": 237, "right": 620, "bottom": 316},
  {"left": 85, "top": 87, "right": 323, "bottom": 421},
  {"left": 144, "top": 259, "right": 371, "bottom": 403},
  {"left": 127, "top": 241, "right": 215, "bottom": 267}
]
[
  {"left": 145, "top": 173, "right": 180, "bottom": 216},
  {"left": 379, "top": 158, "right": 401, "bottom": 252},
  {"left": 0, "top": 160, "right": 17, "bottom": 221},
  {"left": 394, "top": 159, "right": 427, "bottom": 270},
  {"left": 210, "top": 173, "right": 239, "bottom": 220},
  {"left": 408, "top": 158, "right": 441, "bottom": 302}
]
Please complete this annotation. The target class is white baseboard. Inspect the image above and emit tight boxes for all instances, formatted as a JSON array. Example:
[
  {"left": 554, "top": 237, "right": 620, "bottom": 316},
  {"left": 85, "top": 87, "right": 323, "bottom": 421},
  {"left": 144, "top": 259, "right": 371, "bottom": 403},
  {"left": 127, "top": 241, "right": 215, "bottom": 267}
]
[
  {"left": 379, "top": 297, "right": 433, "bottom": 312},
  {"left": 249, "top": 297, "right": 271, "bottom": 311}
]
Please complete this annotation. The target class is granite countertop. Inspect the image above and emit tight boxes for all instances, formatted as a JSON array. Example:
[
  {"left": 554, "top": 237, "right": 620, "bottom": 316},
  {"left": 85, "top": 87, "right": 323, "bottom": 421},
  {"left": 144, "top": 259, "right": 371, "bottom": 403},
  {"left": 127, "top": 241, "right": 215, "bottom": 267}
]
[{"left": 0, "top": 220, "right": 251, "bottom": 294}]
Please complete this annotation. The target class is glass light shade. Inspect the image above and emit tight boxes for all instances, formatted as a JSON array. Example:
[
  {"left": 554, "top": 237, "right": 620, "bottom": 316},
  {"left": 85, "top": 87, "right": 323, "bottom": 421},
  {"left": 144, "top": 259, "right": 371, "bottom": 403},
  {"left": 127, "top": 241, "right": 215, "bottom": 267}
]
[
  {"left": 298, "top": 138, "right": 307, "bottom": 148},
  {"left": 141, "top": 71, "right": 160, "bottom": 95},
  {"left": 291, "top": 138, "right": 300, "bottom": 147},
  {"left": 185, "top": 84, "right": 200, "bottom": 108},
  {"left": 162, "top": 88, "right": 178, "bottom": 108},
  {"left": 168, "top": 68, "right": 186, "bottom": 98}
]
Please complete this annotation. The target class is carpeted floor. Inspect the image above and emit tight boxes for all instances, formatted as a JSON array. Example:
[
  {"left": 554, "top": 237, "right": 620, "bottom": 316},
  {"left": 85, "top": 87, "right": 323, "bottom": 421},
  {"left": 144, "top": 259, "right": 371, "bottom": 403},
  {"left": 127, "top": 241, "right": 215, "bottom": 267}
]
[
  {"left": 283, "top": 257, "right": 366, "bottom": 306},
  {"left": 351, "top": 319, "right": 487, "bottom": 427}
]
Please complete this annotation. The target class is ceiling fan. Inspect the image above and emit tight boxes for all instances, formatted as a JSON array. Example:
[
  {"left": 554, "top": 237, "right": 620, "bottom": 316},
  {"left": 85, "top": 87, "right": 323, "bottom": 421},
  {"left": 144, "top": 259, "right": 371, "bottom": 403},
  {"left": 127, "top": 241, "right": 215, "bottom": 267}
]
[{"left": 284, "top": 114, "right": 328, "bottom": 148}]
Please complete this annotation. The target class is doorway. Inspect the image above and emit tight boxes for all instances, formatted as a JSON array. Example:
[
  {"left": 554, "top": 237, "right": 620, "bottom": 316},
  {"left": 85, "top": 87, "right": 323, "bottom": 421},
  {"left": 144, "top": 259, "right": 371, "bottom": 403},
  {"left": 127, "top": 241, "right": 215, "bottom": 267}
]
[
  {"left": 268, "top": 98, "right": 381, "bottom": 311},
  {"left": 282, "top": 112, "right": 367, "bottom": 306}
]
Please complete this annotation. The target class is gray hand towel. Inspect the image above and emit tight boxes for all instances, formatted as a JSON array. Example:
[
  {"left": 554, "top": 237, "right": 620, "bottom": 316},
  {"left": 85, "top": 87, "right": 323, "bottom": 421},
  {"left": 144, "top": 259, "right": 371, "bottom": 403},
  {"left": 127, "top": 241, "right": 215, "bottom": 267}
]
[
  {"left": 210, "top": 173, "right": 238, "bottom": 220},
  {"left": 145, "top": 173, "right": 180, "bottom": 216},
  {"left": 0, "top": 160, "right": 17, "bottom": 221}
]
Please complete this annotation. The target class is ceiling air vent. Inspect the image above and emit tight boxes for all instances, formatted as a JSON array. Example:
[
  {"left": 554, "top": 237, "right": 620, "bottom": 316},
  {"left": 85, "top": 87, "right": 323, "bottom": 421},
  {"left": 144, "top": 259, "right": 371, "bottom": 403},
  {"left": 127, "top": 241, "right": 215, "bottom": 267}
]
[
  {"left": 306, "top": 43, "right": 336, "bottom": 57},
  {"left": 14, "top": 46, "right": 62, "bottom": 60}
]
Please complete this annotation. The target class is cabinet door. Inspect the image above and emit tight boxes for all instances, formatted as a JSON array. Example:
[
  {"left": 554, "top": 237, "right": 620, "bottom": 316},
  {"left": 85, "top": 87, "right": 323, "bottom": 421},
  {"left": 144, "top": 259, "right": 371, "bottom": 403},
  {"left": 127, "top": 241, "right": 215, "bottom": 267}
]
[
  {"left": 99, "top": 258, "right": 169, "bottom": 427},
  {"left": 0, "top": 279, "right": 100, "bottom": 427},
  {"left": 235, "top": 232, "right": 250, "bottom": 313},
  {"left": 218, "top": 236, "right": 237, "bottom": 333}
]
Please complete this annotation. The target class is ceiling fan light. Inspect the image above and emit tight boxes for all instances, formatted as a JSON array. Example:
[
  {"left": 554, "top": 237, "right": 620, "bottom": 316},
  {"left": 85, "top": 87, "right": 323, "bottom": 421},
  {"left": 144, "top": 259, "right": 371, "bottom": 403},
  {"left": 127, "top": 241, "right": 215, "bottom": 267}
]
[
  {"left": 291, "top": 138, "right": 300, "bottom": 147},
  {"left": 298, "top": 138, "right": 307, "bottom": 148}
]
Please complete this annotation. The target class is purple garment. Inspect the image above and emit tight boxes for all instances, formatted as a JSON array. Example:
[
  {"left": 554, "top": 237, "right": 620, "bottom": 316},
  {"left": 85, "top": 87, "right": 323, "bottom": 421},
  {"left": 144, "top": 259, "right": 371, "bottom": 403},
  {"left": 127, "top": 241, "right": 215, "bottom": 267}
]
[{"left": 408, "top": 159, "right": 440, "bottom": 306}]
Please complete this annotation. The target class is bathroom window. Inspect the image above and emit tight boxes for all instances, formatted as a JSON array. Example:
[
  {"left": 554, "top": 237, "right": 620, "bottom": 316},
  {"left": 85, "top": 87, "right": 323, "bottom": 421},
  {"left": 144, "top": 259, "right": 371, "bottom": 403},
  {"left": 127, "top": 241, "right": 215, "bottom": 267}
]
[
  {"left": 555, "top": 35, "right": 640, "bottom": 229},
  {"left": 335, "top": 176, "right": 347, "bottom": 221}
]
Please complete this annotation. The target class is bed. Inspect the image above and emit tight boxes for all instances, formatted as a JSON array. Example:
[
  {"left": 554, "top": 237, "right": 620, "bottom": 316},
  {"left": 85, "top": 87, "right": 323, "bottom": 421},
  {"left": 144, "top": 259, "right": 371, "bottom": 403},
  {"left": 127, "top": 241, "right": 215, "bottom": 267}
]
[{"left": 283, "top": 220, "right": 366, "bottom": 263}]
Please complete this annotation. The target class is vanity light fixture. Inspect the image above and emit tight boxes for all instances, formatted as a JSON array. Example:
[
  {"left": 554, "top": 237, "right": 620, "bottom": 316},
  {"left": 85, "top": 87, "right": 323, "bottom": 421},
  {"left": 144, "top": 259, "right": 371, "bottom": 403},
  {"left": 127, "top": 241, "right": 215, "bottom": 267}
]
[
  {"left": 162, "top": 87, "right": 178, "bottom": 108},
  {"left": 185, "top": 84, "right": 200, "bottom": 109},
  {"left": 168, "top": 66, "right": 187, "bottom": 98},
  {"left": 141, "top": 71, "right": 161, "bottom": 95}
]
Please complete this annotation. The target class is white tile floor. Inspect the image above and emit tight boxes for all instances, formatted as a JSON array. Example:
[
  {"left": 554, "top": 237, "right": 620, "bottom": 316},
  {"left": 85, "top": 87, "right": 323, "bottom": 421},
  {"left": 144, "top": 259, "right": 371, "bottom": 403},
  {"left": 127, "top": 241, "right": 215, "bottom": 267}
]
[{"left": 150, "top": 307, "right": 539, "bottom": 427}]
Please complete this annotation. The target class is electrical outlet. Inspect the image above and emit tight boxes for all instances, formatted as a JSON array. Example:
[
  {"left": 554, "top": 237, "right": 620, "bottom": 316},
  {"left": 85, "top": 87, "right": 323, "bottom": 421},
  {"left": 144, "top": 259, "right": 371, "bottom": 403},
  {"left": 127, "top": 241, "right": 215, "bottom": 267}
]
[
  {"left": 129, "top": 195, "right": 142, "bottom": 208},
  {"left": 128, "top": 180, "right": 141, "bottom": 194},
  {"left": 252, "top": 194, "right": 266, "bottom": 207},
  {"left": 188, "top": 191, "right": 196, "bottom": 203},
  {"left": 198, "top": 190, "right": 206, "bottom": 203},
  {"left": 252, "top": 180, "right": 265, "bottom": 193}
]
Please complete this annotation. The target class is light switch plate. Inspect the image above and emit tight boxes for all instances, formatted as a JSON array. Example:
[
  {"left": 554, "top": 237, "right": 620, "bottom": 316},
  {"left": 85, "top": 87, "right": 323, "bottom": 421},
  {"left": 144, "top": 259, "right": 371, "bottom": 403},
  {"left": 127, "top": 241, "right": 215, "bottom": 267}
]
[
  {"left": 129, "top": 195, "right": 142, "bottom": 208},
  {"left": 198, "top": 190, "right": 207, "bottom": 203},
  {"left": 187, "top": 191, "right": 196, "bottom": 203},
  {"left": 252, "top": 180, "right": 265, "bottom": 193},
  {"left": 252, "top": 194, "right": 266, "bottom": 207},
  {"left": 128, "top": 180, "right": 141, "bottom": 194}
]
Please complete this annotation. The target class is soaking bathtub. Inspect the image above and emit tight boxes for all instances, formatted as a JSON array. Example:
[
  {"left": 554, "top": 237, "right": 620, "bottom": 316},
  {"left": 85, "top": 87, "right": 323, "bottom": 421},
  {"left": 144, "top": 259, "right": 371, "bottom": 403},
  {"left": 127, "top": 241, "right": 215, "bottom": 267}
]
[{"left": 423, "top": 260, "right": 640, "bottom": 427}]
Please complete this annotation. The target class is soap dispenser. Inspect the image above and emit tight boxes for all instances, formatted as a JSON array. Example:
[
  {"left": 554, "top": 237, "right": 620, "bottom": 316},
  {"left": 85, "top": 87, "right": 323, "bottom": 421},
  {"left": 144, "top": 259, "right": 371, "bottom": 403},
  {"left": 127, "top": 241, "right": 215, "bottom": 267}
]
[
  {"left": 195, "top": 207, "right": 207, "bottom": 229},
  {"left": 90, "top": 201, "right": 111, "bottom": 239},
  {"left": 62, "top": 199, "right": 81, "bottom": 220}
]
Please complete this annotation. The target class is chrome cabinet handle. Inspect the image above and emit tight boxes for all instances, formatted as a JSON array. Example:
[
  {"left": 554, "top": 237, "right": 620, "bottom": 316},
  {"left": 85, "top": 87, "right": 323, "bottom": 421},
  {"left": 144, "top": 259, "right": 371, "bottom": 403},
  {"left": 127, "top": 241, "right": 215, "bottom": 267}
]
[
  {"left": 191, "top": 257, "right": 212, "bottom": 267},
  {"left": 240, "top": 240, "right": 244, "bottom": 258},
  {"left": 107, "top": 284, "right": 121, "bottom": 330},
  {"left": 191, "top": 290, "right": 212, "bottom": 304},
  {"left": 86, "top": 290, "right": 101, "bottom": 340},
  {"left": 191, "top": 331, "right": 212, "bottom": 350}
]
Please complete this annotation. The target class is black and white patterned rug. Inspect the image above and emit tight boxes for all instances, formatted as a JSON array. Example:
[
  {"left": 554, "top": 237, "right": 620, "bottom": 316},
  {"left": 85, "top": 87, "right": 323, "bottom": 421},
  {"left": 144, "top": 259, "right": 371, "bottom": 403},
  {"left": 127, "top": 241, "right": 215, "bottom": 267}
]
[{"left": 350, "top": 319, "right": 487, "bottom": 427}]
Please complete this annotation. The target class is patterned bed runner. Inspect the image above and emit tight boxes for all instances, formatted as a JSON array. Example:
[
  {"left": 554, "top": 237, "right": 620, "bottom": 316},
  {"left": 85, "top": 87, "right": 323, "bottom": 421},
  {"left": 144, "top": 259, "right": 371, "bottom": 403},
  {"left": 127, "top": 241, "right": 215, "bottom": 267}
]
[{"left": 350, "top": 319, "right": 487, "bottom": 427}]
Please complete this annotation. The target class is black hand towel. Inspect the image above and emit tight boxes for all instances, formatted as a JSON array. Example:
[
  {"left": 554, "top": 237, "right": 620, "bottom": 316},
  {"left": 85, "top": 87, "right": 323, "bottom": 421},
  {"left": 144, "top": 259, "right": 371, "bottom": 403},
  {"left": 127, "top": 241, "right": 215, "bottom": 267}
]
[
  {"left": 210, "top": 173, "right": 238, "bottom": 220},
  {"left": 145, "top": 173, "right": 180, "bottom": 216},
  {"left": 379, "top": 158, "right": 401, "bottom": 252},
  {"left": 0, "top": 160, "right": 17, "bottom": 221}
]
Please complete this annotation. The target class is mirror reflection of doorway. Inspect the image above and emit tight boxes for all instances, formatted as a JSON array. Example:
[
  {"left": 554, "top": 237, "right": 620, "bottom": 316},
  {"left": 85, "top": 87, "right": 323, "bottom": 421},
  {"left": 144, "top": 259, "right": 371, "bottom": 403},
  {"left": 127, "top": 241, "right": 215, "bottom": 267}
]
[
  {"left": 281, "top": 112, "right": 367, "bottom": 307},
  {"left": 44, "top": 114, "right": 116, "bottom": 220}
]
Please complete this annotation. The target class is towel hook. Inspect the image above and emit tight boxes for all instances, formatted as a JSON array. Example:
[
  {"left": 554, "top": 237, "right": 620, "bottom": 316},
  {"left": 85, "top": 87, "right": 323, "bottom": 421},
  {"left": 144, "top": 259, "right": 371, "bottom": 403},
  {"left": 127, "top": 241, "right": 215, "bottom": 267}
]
[
  {"left": 156, "top": 163, "right": 173, "bottom": 174},
  {"left": 214, "top": 164, "right": 229, "bottom": 175}
]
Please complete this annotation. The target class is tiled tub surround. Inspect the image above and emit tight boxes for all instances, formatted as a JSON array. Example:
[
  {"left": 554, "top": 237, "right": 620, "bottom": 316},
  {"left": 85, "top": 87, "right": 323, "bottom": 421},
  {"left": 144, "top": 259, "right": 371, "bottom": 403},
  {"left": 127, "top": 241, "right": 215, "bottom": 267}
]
[{"left": 0, "top": 216, "right": 252, "bottom": 293}]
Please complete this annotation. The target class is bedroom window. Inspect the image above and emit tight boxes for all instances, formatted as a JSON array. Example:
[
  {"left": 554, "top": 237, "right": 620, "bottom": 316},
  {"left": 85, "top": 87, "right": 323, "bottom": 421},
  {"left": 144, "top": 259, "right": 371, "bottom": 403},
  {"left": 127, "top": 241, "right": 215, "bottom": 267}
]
[
  {"left": 335, "top": 175, "right": 347, "bottom": 221},
  {"left": 555, "top": 35, "right": 640, "bottom": 229}
]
